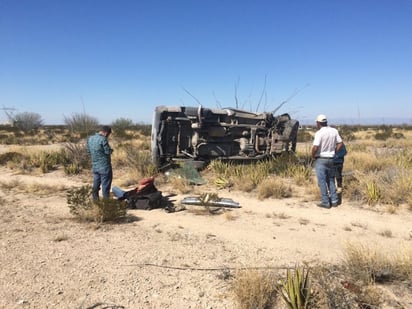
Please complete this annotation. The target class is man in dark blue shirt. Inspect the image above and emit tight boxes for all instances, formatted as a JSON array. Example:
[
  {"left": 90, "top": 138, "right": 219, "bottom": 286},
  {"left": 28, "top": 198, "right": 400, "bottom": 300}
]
[
  {"left": 86, "top": 126, "right": 113, "bottom": 200},
  {"left": 333, "top": 142, "right": 347, "bottom": 192}
]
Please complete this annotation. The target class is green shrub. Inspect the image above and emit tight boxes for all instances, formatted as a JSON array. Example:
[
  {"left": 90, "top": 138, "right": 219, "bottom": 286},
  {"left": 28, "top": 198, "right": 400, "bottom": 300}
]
[
  {"left": 67, "top": 185, "right": 127, "bottom": 222},
  {"left": 94, "top": 198, "right": 127, "bottom": 222},
  {"left": 67, "top": 185, "right": 94, "bottom": 219}
]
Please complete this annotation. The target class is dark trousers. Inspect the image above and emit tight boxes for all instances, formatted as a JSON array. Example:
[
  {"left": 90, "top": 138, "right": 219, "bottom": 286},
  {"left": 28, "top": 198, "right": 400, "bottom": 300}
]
[{"left": 334, "top": 163, "right": 343, "bottom": 188}]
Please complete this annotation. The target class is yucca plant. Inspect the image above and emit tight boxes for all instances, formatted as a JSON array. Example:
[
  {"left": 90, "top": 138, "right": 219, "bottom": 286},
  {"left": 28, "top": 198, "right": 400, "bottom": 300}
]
[
  {"left": 366, "top": 181, "right": 381, "bottom": 205},
  {"left": 280, "top": 266, "right": 311, "bottom": 309},
  {"left": 214, "top": 176, "right": 233, "bottom": 189}
]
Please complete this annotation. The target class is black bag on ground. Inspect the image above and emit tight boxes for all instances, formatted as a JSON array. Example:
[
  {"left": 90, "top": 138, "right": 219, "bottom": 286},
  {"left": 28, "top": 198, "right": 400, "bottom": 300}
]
[{"left": 124, "top": 183, "right": 164, "bottom": 210}]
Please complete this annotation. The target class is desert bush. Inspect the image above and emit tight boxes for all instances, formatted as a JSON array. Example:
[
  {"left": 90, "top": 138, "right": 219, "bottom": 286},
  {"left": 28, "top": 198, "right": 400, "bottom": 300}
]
[
  {"left": 63, "top": 142, "right": 90, "bottom": 174},
  {"left": 94, "top": 198, "right": 127, "bottom": 222},
  {"left": 67, "top": 185, "right": 95, "bottom": 220},
  {"left": 311, "top": 243, "right": 412, "bottom": 308},
  {"left": 396, "top": 246, "right": 412, "bottom": 280},
  {"left": 374, "top": 126, "right": 394, "bottom": 140},
  {"left": 0, "top": 151, "right": 25, "bottom": 165},
  {"left": 392, "top": 132, "right": 405, "bottom": 139},
  {"left": 282, "top": 164, "right": 312, "bottom": 185},
  {"left": 311, "top": 264, "right": 357, "bottom": 308},
  {"left": 28, "top": 150, "right": 66, "bottom": 173},
  {"left": 67, "top": 185, "right": 127, "bottom": 222},
  {"left": 394, "top": 149, "right": 412, "bottom": 168},
  {"left": 64, "top": 112, "right": 99, "bottom": 137},
  {"left": 0, "top": 135, "right": 18, "bottom": 144},
  {"left": 13, "top": 112, "right": 43, "bottom": 132},
  {"left": 344, "top": 151, "right": 392, "bottom": 205},
  {"left": 139, "top": 139, "right": 151, "bottom": 150},
  {"left": 349, "top": 166, "right": 412, "bottom": 207},
  {"left": 111, "top": 117, "right": 134, "bottom": 138},
  {"left": 345, "top": 151, "right": 388, "bottom": 173},
  {"left": 258, "top": 177, "right": 292, "bottom": 200},
  {"left": 116, "top": 143, "right": 157, "bottom": 178},
  {"left": 134, "top": 122, "right": 151, "bottom": 136},
  {"left": 231, "top": 269, "right": 279, "bottom": 309},
  {"left": 379, "top": 168, "right": 412, "bottom": 206},
  {"left": 233, "top": 176, "right": 256, "bottom": 192},
  {"left": 338, "top": 125, "right": 357, "bottom": 142},
  {"left": 342, "top": 242, "right": 406, "bottom": 284},
  {"left": 1, "top": 149, "right": 68, "bottom": 173},
  {"left": 297, "top": 129, "right": 313, "bottom": 143}
]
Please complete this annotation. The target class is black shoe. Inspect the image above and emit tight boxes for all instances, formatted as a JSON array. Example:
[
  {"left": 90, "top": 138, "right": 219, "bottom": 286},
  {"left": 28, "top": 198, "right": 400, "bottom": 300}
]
[
  {"left": 331, "top": 200, "right": 340, "bottom": 207},
  {"left": 316, "top": 203, "right": 331, "bottom": 209}
]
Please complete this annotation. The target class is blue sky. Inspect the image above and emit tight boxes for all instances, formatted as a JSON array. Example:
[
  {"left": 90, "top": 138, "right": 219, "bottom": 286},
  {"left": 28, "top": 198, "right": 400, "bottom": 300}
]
[{"left": 1, "top": 0, "right": 411, "bottom": 125}]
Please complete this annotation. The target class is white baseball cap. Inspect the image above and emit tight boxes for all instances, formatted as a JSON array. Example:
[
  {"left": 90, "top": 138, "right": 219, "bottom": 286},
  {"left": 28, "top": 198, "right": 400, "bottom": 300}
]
[{"left": 316, "top": 114, "right": 327, "bottom": 123}]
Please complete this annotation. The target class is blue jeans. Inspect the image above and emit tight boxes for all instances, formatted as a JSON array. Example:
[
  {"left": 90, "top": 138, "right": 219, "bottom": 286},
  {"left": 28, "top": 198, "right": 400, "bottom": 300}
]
[
  {"left": 315, "top": 158, "right": 338, "bottom": 205},
  {"left": 92, "top": 168, "right": 113, "bottom": 200},
  {"left": 112, "top": 186, "right": 126, "bottom": 199}
]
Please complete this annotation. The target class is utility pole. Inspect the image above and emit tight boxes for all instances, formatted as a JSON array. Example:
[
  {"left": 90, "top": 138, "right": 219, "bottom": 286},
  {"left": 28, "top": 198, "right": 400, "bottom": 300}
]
[{"left": 0, "top": 107, "right": 17, "bottom": 125}]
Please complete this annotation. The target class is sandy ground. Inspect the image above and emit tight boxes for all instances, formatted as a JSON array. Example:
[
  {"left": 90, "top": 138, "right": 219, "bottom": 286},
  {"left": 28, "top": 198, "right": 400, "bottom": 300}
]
[{"left": 1, "top": 158, "right": 412, "bottom": 308}]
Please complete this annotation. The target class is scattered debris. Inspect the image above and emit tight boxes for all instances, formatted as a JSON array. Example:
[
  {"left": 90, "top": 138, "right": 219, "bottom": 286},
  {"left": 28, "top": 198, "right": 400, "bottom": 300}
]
[{"left": 181, "top": 194, "right": 240, "bottom": 208}]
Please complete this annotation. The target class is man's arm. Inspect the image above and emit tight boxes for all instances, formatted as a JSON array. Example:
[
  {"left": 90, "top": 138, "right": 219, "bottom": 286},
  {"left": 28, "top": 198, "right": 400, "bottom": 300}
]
[
  {"left": 102, "top": 139, "right": 113, "bottom": 155},
  {"left": 335, "top": 142, "right": 343, "bottom": 153},
  {"left": 311, "top": 145, "right": 319, "bottom": 159}
]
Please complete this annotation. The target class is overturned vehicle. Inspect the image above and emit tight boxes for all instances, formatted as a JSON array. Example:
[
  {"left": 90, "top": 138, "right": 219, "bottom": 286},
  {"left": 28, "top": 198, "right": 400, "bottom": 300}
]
[{"left": 151, "top": 105, "right": 299, "bottom": 168}]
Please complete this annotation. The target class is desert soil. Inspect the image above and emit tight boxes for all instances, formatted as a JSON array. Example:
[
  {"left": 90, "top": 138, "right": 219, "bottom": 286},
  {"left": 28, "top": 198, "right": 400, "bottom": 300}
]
[{"left": 0, "top": 145, "right": 411, "bottom": 308}]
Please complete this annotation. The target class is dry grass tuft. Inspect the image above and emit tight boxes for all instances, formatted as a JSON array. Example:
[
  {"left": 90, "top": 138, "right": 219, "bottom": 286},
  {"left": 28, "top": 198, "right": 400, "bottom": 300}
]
[
  {"left": 350, "top": 221, "right": 368, "bottom": 230},
  {"left": 257, "top": 177, "right": 292, "bottom": 200},
  {"left": 53, "top": 233, "right": 69, "bottom": 242},
  {"left": 378, "top": 229, "right": 393, "bottom": 238},
  {"left": 342, "top": 241, "right": 412, "bottom": 284},
  {"left": 311, "top": 263, "right": 383, "bottom": 308},
  {"left": 0, "top": 179, "right": 21, "bottom": 191},
  {"left": 233, "top": 176, "right": 255, "bottom": 192},
  {"left": 0, "top": 179, "right": 66, "bottom": 196},
  {"left": 224, "top": 211, "right": 238, "bottom": 221},
  {"left": 113, "top": 143, "right": 157, "bottom": 178},
  {"left": 231, "top": 269, "right": 279, "bottom": 309}
]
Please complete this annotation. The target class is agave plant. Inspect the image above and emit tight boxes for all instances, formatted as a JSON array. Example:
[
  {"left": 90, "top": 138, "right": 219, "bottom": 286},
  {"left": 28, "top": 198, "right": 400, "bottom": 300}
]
[{"left": 280, "top": 266, "right": 311, "bottom": 309}]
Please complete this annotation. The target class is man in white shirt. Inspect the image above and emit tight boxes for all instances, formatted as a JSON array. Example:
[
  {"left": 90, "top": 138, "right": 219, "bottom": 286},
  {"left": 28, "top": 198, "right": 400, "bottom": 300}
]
[{"left": 311, "top": 114, "right": 343, "bottom": 208}]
